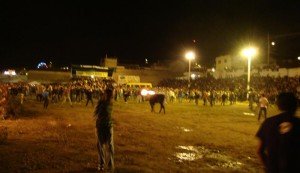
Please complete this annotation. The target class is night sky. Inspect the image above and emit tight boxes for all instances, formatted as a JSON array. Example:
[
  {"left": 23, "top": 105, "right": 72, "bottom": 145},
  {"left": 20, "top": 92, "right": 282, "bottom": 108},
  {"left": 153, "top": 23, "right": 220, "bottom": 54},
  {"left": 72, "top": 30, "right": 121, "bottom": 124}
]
[{"left": 1, "top": 0, "right": 300, "bottom": 69}]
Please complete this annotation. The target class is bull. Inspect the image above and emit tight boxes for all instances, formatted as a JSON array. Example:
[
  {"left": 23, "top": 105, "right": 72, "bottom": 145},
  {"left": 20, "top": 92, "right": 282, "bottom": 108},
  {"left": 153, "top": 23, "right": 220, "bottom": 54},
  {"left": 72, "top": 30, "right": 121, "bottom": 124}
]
[{"left": 149, "top": 94, "right": 165, "bottom": 114}]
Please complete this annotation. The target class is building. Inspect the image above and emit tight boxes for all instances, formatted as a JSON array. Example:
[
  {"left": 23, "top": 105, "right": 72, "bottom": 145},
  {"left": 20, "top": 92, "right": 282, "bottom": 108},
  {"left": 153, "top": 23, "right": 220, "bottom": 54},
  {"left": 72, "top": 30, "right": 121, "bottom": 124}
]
[
  {"left": 213, "top": 54, "right": 300, "bottom": 79},
  {"left": 215, "top": 55, "right": 245, "bottom": 72},
  {"left": 71, "top": 65, "right": 110, "bottom": 78},
  {"left": 101, "top": 57, "right": 118, "bottom": 68}
]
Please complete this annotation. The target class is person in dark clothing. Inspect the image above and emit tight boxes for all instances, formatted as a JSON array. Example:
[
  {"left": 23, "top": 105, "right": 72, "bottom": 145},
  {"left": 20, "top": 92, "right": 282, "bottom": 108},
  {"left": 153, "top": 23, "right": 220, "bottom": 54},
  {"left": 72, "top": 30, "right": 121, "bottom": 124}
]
[
  {"left": 209, "top": 90, "right": 215, "bottom": 107},
  {"left": 94, "top": 87, "right": 114, "bottom": 172},
  {"left": 42, "top": 89, "right": 49, "bottom": 109},
  {"left": 221, "top": 92, "right": 227, "bottom": 106},
  {"left": 256, "top": 92, "right": 300, "bottom": 173},
  {"left": 248, "top": 89, "right": 255, "bottom": 110},
  {"left": 123, "top": 89, "right": 130, "bottom": 103},
  {"left": 194, "top": 90, "right": 200, "bottom": 105},
  {"left": 75, "top": 87, "right": 81, "bottom": 102},
  {"left": 85, "top": 88, "right": 94, "bottom": 106}
]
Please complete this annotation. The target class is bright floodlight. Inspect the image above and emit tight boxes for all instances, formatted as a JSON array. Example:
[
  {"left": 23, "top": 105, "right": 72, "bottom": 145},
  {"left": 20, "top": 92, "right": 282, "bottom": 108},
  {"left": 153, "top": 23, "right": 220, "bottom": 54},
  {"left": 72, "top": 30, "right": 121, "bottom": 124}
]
[
  {"left": 191, "top": 73, "right": 196, "bottom": 79},
  {"left": 185, "top": 51, "right": 195, "bottom": 60},
  {"left": 148, "top": 90, "right": 155, "bottom": 95},
  {"left": 241, "top": 47, "right": 257, "bottom": 58},
  {"left": 298, "top": 56, "right": 300, "bottom": 60},
  {"left": 141, "top": 89, "right": 148, "bottom": 96},
  {"left": 141, "top": 89, "right": 155, "bottom": 96},
  {"left": 271, "top": 42, "right": 275, "bottom": 46}
]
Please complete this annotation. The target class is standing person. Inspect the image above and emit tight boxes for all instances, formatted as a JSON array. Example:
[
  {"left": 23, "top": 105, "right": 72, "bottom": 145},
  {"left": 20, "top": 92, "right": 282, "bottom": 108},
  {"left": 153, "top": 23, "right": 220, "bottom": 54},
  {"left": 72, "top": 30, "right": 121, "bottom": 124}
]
[
  {"left": 258, "top": 94, "right": 269, "bottom": 121},
  {"left": 178, "top": 89, "right": 184, "bottom": 103},
  {"left": 42, "top": 89, "right": 49, "bottom": 109},
  {"left": 61, "top": 86, "right": 73, "bottom": 107},
  {"left": 169, "top": 89, "right": 175, "bottom": 103},
  {"left": 248, "top": 89, "right": 255, "bottom": 110},
  {"left": 194, "top": 90, "right": 200, "bottom": 105},
  {"left": 123, "top": 88, "right": 130, "bottom": 103},
  {"left": 136, "top": 88, "right": 143, "bottom": 103},
  {"left": 36, "top": 85, "right": 44, "bottom": 102},
  {"left": 221, "top": 92, "right": 227, "bottom": 106},
  {"left": 256, "top": 92, "right": 300, "bottom": 173},
  {"left": 229, "top": 91, "right": 235, "bottom": 105},
  {"left": 94, "top": 87, "right": 114, "bottom": 172},
  {"left": 85, "top": 88, "right": 94, "bottom": 106},
  {"left": 202, "top": 90, "right": 208, "bottom": 106},
  {"left": 209, "top": 90, "right": 215, "bottom": 107}
]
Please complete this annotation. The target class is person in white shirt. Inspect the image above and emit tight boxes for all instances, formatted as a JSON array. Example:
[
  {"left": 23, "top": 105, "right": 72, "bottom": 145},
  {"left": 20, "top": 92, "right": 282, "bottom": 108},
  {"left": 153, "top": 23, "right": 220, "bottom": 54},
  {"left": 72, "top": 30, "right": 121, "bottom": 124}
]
[{"left": 258, "top": 94, "right": 269, "bottom": 121}]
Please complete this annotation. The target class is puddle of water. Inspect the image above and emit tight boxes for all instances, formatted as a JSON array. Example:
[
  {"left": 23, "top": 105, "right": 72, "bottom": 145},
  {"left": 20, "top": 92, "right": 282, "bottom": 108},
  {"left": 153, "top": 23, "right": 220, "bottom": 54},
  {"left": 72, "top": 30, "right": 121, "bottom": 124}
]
[
  {"left": 175, "top": 146, "right": 203, "bottom": 161},
  {"left": 177, "top": 146, "right": 199, "bottom": 153},
  {"left": 175, "top": 153, "right": 202, "bottom": 162},
  {"left": 175, "top": 145, "right": 243, "bottom": 169},
  {"left": 243, "top": 112, "right": 255, "bottom": 116}
]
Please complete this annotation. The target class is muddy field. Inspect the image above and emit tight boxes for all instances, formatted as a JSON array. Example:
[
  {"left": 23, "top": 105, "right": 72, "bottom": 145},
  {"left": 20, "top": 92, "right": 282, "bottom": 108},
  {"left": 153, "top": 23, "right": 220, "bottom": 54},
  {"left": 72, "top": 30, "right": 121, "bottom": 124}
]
[{"left": 0, "top": 98, "right": 283, "bottom": 172}]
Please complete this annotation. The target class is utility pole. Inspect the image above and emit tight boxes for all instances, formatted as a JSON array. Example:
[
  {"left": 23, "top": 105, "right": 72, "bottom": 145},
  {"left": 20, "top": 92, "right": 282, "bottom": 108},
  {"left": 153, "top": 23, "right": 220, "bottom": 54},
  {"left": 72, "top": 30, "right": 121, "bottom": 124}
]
[{"left": 267, "top": 33, "right": 270, "bottom": 66}]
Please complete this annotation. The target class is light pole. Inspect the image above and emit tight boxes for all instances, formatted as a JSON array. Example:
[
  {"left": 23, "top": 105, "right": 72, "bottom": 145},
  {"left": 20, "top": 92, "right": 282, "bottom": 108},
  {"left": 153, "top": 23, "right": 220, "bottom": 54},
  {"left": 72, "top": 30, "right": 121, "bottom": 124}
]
[
  {"left": 241, "top": 47, "right": 257, "bottom": 93},
  {"left": 185, "top": 51, "right": 195, "bottom": 84}
]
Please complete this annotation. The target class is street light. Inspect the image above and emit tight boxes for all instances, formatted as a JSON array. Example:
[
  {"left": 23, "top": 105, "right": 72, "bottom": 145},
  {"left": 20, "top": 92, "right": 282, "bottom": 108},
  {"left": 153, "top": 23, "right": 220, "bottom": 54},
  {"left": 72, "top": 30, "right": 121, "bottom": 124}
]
[
  {"left": 185, "top": 51, "right": 195, "bottom": 84},
  {"left": 241, "top": 47, "right": 257, "bottom": 93}
]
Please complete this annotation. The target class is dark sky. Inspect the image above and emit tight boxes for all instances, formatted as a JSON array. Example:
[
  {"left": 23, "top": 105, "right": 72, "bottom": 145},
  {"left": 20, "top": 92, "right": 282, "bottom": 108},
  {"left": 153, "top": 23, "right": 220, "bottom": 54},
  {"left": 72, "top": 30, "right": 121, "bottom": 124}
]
[{"left": 1, "top": 0, "right": 300, "bottom": 69}]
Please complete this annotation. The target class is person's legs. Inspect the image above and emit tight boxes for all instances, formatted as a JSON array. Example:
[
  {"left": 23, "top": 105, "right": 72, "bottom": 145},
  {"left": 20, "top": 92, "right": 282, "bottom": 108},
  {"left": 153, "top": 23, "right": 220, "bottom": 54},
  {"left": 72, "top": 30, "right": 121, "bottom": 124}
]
[
  {"left": 45, "top": 98, "right": 49, "bottom": 108},
  {"left": 263, "top": 108, "right": 267, "bottom": 120},
  {"left": 249, "top": 100, "right": 253, "bottom": 110},
  {"left": 86, "top": 99, "right": 90, "bottom": 106},
  {"left": 97, "top": 141, "right": 105, "bottom": 171},
  {"left": 95, "top": 125, "right": 106, "bottom": 170},
  {"left": 67, "top": 96, "right": 72, "bottom": 106},
  {"left": 61, "top": 96, "right": 66, "bottom": 105},
  {"left": 258, "top": 108, "right": 262, "bottom": 121},
  {"left": 43, "top": 99, "right": 47, "bottom": 108},
  {"left": 107, "top": 128, "right": 114, "bottom": 171}
]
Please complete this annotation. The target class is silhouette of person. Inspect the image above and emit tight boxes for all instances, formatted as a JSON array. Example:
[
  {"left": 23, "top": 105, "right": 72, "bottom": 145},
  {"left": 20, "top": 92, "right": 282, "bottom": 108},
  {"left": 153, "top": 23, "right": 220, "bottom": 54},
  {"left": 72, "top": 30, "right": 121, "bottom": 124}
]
[
  {"left": 256, "top": 92, "right": 300, "bottom": 173},
  {"left": 94, "top": 87, "right": 114, "bottom": 172}
]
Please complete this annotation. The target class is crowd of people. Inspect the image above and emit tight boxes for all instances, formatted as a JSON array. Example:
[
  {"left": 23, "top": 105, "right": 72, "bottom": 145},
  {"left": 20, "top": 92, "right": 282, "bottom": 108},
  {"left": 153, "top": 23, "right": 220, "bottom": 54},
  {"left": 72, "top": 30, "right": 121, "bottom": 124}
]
[
  {"left": 0, "top": 75, "right": 299, "bottom": 119},
  {"left": 157, "top": 76, "right": 299, "bottom": 105},
  {"left": 0, "top": 78, "right": 116, "bottom": 119}
]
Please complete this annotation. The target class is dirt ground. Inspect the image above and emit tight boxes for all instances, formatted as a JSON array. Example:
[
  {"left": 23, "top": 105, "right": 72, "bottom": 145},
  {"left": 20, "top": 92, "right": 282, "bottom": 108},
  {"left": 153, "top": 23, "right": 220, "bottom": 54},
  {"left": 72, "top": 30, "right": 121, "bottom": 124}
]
[{"left": 0, "top": 98, "right": 283, "bottom": 172}]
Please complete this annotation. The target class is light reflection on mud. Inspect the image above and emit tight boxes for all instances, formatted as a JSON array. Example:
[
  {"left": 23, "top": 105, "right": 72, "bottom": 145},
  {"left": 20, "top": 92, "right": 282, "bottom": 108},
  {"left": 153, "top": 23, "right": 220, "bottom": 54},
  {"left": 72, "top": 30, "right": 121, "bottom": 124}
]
[
  {"left": 176, "top": 126, "right": 193, "bottom": 132},
  {"left": 175, "top": 145, "right": 243, "bottom": 169},
  {"left": 175, "top": 146, "right": 203, "bottom": 161},
  {"left": 243, "top": 112, "right": 255, "bottom": 116}
]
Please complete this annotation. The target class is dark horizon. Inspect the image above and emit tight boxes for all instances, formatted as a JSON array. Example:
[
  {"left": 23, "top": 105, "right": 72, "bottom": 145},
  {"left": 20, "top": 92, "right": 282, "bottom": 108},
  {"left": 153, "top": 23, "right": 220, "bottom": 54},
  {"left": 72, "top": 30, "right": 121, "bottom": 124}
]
[{"left": 1, "top": 0, "right": 300, "bottom": 69}]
